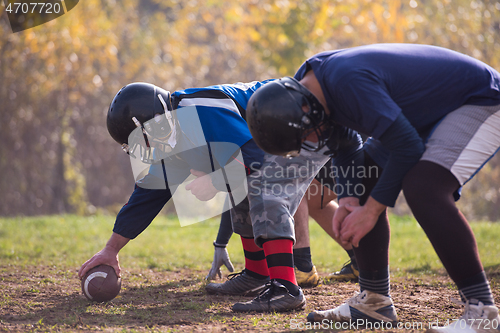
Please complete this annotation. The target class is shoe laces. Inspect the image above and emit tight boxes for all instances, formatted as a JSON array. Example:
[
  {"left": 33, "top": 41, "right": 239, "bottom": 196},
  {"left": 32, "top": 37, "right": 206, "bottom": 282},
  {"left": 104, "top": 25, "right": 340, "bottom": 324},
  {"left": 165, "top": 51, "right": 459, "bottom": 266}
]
[
  {"left": 256, "top": 280, "right": 286, "bottom": 306},
  {"left": 227, "top": 270, "right": 245, "bottom": 281},
  {"left": 340, "top": 260, "right": 352, "bottom": 270},
  {"left": 348, "top": 290, "right": 368, "bottom": 305}
]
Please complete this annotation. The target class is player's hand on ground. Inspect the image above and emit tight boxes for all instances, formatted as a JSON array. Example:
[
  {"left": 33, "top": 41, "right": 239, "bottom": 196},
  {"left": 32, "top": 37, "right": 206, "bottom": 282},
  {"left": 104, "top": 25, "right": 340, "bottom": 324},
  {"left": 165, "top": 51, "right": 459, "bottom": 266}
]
[
  {"left": 185, "top": 169, "right": 219, "bottom": 201},
  {"left": 78, "top": 247, "right": 121, "bottom": 280},
  {"left": 205, "top": 243, "right": 234, "bottom": 280}
]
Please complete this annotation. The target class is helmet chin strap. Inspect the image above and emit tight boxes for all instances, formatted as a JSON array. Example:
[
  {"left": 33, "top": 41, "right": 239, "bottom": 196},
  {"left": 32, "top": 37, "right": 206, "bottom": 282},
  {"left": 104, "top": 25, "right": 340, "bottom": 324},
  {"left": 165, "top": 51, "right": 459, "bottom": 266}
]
[
  {"left": 157, "top": 94, "right": 177, "bottom": 149},
  {"left": 131, "top": 116, "right": 153, "bottom": 163}
]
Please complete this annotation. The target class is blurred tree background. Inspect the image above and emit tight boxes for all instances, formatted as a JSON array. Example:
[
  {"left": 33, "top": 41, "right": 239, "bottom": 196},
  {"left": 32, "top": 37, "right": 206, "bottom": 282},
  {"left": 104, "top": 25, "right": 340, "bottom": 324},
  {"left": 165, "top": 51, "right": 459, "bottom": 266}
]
[{"left": 1, "top": 0, "right": 500, "bottom": 220}]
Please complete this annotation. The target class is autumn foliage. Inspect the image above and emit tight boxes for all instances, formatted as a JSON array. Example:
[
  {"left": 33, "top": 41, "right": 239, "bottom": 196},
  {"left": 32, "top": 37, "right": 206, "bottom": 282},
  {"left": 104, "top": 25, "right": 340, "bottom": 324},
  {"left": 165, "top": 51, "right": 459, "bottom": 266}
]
[{"left": 1, "top": 0, "right": 499, "bottom": 219}]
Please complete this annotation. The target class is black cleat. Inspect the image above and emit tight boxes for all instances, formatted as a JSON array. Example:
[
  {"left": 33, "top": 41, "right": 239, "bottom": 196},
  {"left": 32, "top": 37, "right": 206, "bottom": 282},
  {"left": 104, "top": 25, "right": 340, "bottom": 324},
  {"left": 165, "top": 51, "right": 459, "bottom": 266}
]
[
  {"left": 232, "top": 280, "right": 306, "bottom": 312},
  {"left": 205, "top": 270, "right": 269, "bottom": 297},
  {"left": 325, "top": 260, "right": 359, "bottom": 282}
]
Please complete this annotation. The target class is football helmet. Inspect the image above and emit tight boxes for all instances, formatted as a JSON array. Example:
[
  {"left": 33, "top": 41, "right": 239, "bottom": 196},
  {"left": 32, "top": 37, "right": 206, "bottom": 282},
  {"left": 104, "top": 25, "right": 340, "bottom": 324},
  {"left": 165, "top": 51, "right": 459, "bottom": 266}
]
[
  {"left": 246, "top": 77, "right": 331, "bottom": 157},
  {"left": 107, "top": 82, "right": 177, "bottom": 163}
]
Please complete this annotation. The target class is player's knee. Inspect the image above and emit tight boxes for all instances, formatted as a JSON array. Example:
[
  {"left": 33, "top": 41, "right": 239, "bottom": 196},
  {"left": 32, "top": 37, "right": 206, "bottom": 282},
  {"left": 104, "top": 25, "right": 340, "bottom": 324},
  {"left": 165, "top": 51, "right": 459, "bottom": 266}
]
[
  {"left": 403, "top": 161, "right": 459, "bottom": 208},
  {"left": 402, "top": 168, "right": 434, "bottom": 208}
]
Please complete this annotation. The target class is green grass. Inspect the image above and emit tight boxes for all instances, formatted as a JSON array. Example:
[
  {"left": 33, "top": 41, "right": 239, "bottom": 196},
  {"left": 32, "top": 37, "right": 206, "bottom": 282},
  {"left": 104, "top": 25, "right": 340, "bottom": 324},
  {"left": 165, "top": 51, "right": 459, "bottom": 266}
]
[
  {"left": 0, "top": 213, "right": 499, "bottom": 275},
  {"left": 1, "top": 214, "right": 499, "bottom": 332}
]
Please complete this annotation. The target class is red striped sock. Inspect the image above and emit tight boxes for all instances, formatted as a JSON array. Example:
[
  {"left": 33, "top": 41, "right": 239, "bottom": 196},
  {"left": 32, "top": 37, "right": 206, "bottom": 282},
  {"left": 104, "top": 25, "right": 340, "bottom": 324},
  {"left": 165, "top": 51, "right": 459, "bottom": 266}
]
[
  {"left": 262, "top": 239, "right": 298, "bottom": 291},
  {"left": 241, "top": 236, "right": 269, "bottom": 279}
]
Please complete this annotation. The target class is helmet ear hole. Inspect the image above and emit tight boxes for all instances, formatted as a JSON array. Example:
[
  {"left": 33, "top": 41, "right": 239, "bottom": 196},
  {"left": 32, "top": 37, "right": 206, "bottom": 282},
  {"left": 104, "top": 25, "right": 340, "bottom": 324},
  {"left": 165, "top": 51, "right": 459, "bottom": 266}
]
[{"left": 301, "top": 96, "right": 308, "bottom": 107}]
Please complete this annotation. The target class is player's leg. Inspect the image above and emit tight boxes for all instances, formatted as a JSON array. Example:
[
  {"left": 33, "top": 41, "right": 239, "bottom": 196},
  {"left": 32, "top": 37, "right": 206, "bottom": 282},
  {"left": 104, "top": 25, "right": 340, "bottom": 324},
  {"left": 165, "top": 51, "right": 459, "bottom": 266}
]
[
  {"left": 233, "top": 151, "right": 330, "bottom": 312},
  {"left": 294, "top": 161, "right": 359, "bottom": 287},
  {"left": 206, "top": 139, "right": 271, "bottom": 296},
  {"left": 293, "top": 195, "right": 321, "bottom": 287},
  {"left": 206, "top": 138, "right": 320, "bottom": 291},
  {"left": 308, "top": 153, "right": 397, "bottom": 325},
  {"left": 307, "top": 167, "right": 359, "bottom": 282},
  {"left": 293, "top": 196, "right": 310, "bottom": 249},
  {"left": 205, "top": 197, "right": 271, "bottom": 296},
  {"left": 206, "top": 187, "right": 317, "bottom": 287},
  {"left": 403, "top": 104, "right": 500, "bottom": 333}
]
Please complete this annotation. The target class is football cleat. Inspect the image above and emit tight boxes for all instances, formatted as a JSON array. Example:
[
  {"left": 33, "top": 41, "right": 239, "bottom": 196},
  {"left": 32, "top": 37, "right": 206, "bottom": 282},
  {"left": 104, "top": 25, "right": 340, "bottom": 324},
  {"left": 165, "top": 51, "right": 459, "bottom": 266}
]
[
  {"left": 205, "top": 270, "right": 269, "bottom": 297},
  {"left": 232, "top": 280, "right": 306, "bottom": 312},
  {"left": 325, "top": 260, "right": 359, "bottom": 282},
  {"left": 307, "top": 290, "right": 398, "bottom": 325},
  {"left": 426, "top": 299, "right": 500, "bottom": 333},
  {"left": 295, "top": 265, "right": 320, "bottom": 288}
]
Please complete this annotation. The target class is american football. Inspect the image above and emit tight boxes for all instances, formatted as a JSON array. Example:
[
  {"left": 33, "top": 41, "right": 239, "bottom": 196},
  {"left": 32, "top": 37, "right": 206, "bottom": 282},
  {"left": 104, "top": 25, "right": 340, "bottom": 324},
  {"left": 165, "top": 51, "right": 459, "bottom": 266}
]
[{"left": 81, "top": 265, "right": 121, "bottom": 302}]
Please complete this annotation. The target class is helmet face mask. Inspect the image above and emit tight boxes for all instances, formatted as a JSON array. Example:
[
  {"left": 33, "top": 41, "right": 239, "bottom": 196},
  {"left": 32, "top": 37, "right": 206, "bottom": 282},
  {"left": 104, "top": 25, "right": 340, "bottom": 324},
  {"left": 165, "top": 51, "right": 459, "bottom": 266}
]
[
  {"left": 300, "top": 115, "right": 334, "bottom": 154},
  {"left": 107, "top": 82, "right": 178, "bottom": 163},
  {"left": 123, "top": 116, "right": 175, "bottom": 163}
]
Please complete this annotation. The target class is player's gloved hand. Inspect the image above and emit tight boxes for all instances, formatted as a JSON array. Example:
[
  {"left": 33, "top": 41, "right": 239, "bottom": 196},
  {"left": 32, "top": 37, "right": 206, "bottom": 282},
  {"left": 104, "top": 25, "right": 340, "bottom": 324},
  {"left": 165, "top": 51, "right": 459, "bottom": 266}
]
[{"left": 205, "top": 241, "right": 234, "bottom": 280}]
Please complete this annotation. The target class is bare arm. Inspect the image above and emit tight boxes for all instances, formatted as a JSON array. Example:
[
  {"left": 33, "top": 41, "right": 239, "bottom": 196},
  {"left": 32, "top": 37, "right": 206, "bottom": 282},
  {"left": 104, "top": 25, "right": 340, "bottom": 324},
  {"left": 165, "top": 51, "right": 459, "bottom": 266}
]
[{"left": 78, "top": 232, "right": 130, "bottom": 279}]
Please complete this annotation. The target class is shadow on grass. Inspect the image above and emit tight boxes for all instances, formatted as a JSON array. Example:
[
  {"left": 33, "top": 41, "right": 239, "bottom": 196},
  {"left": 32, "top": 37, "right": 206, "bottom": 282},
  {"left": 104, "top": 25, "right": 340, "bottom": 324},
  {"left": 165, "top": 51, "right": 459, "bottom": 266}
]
[
  {"left": 404, "top": 263, "right": 500, "bottom": 279},
  {"left": 405, "top": 263, "right": 446, "bottom": 275},
  {"left": 3, "top": 279, "right": 240, "bottom": 330}
]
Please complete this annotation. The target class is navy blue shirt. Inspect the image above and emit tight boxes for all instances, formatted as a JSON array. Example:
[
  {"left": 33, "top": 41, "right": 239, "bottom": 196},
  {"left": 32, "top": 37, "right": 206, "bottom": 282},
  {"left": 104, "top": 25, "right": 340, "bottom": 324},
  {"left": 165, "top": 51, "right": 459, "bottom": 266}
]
[{"left": 295, "top": 44, "right": 500, "bottom": 206}]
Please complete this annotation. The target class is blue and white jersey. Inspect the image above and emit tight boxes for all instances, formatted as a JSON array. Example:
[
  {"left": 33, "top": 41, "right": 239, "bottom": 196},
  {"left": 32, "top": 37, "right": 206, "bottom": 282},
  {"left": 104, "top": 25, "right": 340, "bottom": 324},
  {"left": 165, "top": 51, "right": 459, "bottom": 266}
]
[
  {"left": 172, "top": 80, "right": 274, "bottom": 151},
  {"left": 113, "top": 80, "right": 273, "bottom": 239}
]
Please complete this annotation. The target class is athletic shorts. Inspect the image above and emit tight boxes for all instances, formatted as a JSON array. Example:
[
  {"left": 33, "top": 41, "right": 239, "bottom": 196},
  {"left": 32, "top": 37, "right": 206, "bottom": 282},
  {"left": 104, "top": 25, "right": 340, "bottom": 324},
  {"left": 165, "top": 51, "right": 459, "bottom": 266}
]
[
  {"left": 421, "top": 104, "right": 500, "bottom": 187},
  {"left": 365, "top": 103, "right": 500, "bottom": 199}
]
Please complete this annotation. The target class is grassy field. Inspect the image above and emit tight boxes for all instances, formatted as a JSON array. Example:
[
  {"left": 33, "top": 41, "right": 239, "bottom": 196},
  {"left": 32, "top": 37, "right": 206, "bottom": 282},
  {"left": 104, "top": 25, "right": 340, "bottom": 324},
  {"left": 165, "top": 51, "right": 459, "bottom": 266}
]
[
  {"left": 1, "top": 213, "right": 499, "bottom": 273},
  {"left": 0, "top": 214, "right": 499, "bottom": 332}
]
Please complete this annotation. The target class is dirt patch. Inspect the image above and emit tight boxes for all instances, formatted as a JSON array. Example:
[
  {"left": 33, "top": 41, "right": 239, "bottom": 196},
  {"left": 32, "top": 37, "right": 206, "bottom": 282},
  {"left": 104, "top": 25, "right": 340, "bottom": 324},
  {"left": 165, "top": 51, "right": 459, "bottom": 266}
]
[{"left": 0, "top": 265, "right": 498, "bottom": 332}]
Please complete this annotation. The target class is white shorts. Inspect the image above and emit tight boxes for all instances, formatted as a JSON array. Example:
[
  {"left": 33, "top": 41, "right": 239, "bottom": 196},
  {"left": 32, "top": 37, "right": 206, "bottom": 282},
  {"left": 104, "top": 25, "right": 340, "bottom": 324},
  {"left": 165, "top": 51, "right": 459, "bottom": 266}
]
[{"left": 421, "top": 104, "right": 500, "bottom": 185}]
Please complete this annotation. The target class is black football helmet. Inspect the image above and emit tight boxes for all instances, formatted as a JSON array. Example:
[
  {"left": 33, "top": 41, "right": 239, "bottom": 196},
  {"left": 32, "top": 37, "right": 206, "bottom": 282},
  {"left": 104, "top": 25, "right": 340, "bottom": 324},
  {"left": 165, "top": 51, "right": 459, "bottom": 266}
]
[
  {"left": 107, "top": 82, "right": 177, "bottom": 163},
  {"left": 246, "top": 77, "right": 332, "bottom": 157}
]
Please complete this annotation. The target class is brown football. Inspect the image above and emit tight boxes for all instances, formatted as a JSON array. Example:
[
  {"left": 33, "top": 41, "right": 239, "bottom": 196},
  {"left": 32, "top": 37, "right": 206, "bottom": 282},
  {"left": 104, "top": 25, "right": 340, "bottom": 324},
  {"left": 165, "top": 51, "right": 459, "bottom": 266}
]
[{"left": 81, "top": 265, "right": 121, "bottom": 302}]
